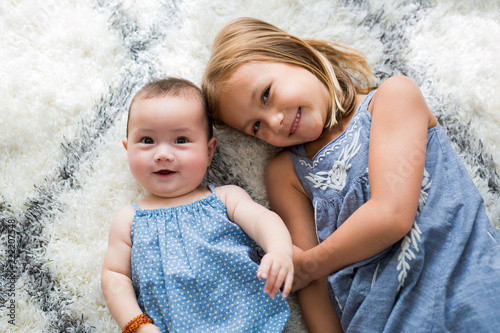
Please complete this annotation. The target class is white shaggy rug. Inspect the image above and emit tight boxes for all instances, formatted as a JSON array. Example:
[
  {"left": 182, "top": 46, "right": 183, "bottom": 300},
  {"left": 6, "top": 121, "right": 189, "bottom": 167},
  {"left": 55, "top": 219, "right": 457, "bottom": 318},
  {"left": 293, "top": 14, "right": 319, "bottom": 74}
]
[{"left": 1, "top": 0, "right": 499, "bottom": 332}]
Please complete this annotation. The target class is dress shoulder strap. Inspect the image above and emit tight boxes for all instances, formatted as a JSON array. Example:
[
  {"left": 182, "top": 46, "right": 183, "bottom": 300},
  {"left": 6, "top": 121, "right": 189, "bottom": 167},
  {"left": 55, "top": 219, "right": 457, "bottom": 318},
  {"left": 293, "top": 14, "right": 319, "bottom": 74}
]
[
  {"left": 359, "top": 89, "right": 377, "bottom": 112},
  {"left": 208, "top": 184, "right": 216, "bottom": 193},
  {"left": 132, "top": 202, "right": 141, "bottom": 211}
]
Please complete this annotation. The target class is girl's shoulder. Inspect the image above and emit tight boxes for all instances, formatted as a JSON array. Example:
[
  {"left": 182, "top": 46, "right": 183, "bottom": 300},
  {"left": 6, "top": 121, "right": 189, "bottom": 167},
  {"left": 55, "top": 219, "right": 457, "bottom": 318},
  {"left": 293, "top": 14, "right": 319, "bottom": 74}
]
[
  {"left": 370, "top": 76, "right": 436, "bottom": 128},
  {"left": 376, "top": 75, "right": 419, "bottom": 91},
  {"left": 370, "top": 76, "right": 425, "bottom": 112}
]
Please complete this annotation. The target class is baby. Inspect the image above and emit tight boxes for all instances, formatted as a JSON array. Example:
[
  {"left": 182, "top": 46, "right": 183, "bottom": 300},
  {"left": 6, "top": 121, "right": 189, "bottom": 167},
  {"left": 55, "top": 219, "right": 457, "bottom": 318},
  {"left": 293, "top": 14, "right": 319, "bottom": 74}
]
[{"left": 101, "top": 77, "right": 293, "bottom": 332}]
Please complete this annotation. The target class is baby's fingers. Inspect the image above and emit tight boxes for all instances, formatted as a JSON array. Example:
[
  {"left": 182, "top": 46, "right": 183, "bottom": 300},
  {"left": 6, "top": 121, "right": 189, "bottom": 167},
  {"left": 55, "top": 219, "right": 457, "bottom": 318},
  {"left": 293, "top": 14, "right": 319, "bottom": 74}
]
[
  {"left": 270, "top": 267, "right": 291, "bottom": 298},
  {"left": 262, "top": 262, "right": 280, "bottom": 297},
  {"left": 256, "top": 257, "right": 272, "bottom": 280},
  {"left": 280, "top": 271, "right": 293, "bottom": 299},
  {"left": 257, "top": 257, "right": 277, "bottom": 295},
  {"left": 257, "top": 253, "right": 294, "bottom": 298},
  {"left": 262, "top": 262, "right": 289, "bottom": 298}
]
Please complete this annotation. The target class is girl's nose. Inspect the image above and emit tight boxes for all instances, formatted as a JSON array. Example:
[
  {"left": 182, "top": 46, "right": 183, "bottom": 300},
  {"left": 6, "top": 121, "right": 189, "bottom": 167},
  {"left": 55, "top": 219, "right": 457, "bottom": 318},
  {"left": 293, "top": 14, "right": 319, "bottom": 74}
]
[{"left": 267, "top": 111, "right": 284, "bottom": 133}]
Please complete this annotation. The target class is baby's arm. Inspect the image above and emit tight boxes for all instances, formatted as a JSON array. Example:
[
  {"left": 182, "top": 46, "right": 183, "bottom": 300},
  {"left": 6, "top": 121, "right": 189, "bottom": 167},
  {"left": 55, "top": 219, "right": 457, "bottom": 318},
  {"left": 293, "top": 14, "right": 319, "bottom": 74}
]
[
  {"left": 101, "top": 205, "right": 161, "bottom": 333},
  {"left": 266, "top": 151, "right": 343, "bottom": 333},
  {"left": 217, "top": 185, "right": 294, "bottom": 298}
]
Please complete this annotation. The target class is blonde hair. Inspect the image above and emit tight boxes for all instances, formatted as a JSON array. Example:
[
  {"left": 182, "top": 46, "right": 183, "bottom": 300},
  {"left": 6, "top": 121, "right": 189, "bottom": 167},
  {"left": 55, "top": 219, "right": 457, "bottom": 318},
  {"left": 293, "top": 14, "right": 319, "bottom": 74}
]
[{"left": 202, "top": 17, "right": 375, "bottom": 129}]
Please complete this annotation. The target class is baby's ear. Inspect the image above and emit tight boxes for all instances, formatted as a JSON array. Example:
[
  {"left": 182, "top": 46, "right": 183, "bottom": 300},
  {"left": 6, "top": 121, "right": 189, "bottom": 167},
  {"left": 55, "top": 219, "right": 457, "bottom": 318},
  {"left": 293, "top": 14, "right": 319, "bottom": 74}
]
[
  {"left": 207, "top": 137, "right": 218, "bottom": 164},
  {"left": 122, "top": 138, "right": 128, "bottom": 150}
]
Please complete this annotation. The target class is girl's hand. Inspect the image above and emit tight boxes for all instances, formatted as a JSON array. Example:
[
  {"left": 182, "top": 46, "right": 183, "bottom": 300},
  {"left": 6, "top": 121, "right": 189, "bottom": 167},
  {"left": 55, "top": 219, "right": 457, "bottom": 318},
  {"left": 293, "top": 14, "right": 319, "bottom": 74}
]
[
  {"left": 291, "top": 247, "right": 314, "bottom": 292},
  {"left": 257, "top": 250, "right": 294, "bottom": 298},
  {"left": 136, "top": 323, "right": 162, "bottom": 333}
]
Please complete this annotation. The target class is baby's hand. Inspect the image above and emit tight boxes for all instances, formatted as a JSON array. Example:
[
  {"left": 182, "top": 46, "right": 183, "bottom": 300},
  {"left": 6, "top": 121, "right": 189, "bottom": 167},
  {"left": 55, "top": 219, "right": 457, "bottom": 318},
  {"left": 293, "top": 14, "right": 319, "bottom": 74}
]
[
  {"left": 136, "top": 323, "right": 162, "bottom": 333},
  {"left": 257, "top": 250, "right": 294, "bottom": 298}
]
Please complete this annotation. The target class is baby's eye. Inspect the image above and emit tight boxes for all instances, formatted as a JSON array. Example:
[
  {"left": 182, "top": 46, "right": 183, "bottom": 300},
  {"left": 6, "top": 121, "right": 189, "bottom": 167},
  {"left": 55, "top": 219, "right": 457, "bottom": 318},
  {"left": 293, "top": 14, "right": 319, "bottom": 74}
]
[
  {"left": 141, "top": 137, "right": 154, "bottom": 144},
  {"left": 253, "top": 121, "right": 261, "bottom": 134},
  {"left": 262, "top": 87, "right": 270, "bottom": 104},
  {"left": 175, "top": 137, "right": 189, "bottom": 144}
]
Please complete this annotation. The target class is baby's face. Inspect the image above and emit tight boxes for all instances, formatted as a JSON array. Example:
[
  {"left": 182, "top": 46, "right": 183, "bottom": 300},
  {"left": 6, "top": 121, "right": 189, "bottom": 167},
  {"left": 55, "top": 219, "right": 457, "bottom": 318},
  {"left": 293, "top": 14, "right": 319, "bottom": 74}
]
[
  {"left": 218, "top": 61, "right": 330, "bottom": 147},
  {"left": 124, "top": 96, "right": 216, "bottom": 199}
]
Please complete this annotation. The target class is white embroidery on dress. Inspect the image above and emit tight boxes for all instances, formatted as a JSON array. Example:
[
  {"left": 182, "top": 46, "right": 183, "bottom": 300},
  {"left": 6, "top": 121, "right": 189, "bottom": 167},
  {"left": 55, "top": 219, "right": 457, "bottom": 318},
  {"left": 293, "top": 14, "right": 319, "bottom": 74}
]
[
  {"left": 298, "top": 110, "right": 361, "bottom": 171},
  {"left": 487, "top": 232, "right": 497, "bottom": 244},
  {"left": 304, "top": 128, "right": 362, "bottom": 191},
  {"left": 371, "top": 261, "right": 381, "bottom": 289},
  {"left": 396, "top": 168, "right": 431, "bottom": 292},
  {"left": 335, "top": 295, "right": 343, "bottom": 313},
  {"left": 313, "top": 201, "right": 321, "bottom": 244}
]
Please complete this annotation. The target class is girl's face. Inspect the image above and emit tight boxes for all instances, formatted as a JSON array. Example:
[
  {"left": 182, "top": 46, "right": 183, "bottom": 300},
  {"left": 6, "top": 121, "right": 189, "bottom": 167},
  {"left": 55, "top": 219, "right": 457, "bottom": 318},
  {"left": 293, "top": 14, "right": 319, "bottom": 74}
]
[
  {"left": 123, "top": 96, "right": 217, "bottom": 199},
  {"left": 219, "top": 61, "right": 330, "bottom": 147}
]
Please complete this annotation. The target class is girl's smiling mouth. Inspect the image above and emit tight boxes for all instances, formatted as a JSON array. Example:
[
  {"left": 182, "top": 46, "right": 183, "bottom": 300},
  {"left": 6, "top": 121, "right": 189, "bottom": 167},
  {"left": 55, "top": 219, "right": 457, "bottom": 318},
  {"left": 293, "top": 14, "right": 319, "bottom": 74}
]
[{"left": 289, "top": 108, "right": 301, "bottom": 135}]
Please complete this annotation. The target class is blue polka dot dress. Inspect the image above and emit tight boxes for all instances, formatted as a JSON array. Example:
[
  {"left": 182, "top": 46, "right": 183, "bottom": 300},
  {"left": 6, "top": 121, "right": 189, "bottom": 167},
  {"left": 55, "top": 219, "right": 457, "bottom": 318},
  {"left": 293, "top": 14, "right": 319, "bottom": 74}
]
[{"left": 130, "top": 185, "right": 290, "bottom": 332}]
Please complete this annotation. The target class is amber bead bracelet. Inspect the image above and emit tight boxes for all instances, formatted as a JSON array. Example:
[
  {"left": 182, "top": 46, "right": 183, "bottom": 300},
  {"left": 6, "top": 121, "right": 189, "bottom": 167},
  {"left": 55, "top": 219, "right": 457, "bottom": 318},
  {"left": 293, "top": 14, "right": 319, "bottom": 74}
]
[{"left": 122, "top": 314, "right": 154, "bottom": 333}]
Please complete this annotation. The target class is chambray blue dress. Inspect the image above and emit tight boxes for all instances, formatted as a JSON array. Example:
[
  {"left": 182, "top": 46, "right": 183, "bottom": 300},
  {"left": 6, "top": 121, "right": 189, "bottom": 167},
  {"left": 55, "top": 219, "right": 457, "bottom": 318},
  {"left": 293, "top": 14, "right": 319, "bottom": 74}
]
[
  {"left": 130, "top": 185, "right": 290, "bottom": 332},
  {"left": 290, "top": 90, "right": 500, "bottom": 332}
]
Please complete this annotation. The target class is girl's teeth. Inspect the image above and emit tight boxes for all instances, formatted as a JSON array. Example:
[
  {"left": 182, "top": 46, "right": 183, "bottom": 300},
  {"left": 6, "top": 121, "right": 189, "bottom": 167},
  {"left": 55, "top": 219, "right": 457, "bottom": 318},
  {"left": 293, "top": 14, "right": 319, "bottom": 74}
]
[{"left": 290, "top": 108, "right": 301, "bottom": 134}]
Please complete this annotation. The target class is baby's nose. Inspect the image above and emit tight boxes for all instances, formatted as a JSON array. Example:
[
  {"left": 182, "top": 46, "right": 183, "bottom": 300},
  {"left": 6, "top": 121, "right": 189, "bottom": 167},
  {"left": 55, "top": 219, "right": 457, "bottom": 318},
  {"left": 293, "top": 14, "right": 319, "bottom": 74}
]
[{"left": 154, "top": 147, "right": 174, "bottom": 162}]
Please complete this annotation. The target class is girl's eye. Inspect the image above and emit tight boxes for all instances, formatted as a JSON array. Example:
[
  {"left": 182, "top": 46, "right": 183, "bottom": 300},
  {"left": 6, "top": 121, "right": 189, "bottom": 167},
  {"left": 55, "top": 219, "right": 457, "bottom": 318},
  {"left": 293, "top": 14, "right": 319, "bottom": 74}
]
[
  {"left": 262, "top": 87, "right": 270, "bottom": 104},
  {"left": 141, "top": 137, "right": 154, "bottom": 144},
  {"left": 175, "top": 137, "right": 188, "bottom": 144},
  {"left": 253, "top": 121, "right": 261, "bottom": 134}
]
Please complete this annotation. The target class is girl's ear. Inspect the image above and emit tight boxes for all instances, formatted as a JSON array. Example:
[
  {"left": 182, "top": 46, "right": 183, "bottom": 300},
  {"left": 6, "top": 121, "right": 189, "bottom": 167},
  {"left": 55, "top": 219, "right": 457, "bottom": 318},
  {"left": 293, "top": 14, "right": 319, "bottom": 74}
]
[
  {"left": 122, "top": 138, "right": 128, "bottom": 150},
  {"left": 207, "top": 137, "right": 218, "bottom": 165}
]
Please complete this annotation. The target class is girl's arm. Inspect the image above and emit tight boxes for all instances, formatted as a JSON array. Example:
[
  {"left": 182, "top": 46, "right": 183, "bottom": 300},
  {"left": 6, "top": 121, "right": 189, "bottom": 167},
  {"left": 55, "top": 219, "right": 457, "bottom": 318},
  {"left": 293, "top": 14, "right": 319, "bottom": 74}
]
[
  {"left": 101, "top": 205, "right": 161, "bottom": 333},
  {"left": 217, "top": 185, "right": 294, "bottom": 298},
  {"left": 266, "top": 150, "right": 343, "bottom": 333},
  {"left": 297, "top": 76, "right": 435, "bottom": 282}
]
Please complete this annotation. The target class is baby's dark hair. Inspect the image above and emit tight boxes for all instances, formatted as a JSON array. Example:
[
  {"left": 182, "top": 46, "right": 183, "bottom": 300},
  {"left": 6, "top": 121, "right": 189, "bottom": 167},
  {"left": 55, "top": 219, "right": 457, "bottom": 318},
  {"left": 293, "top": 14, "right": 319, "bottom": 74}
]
[{"left": 126, "top": 77, "right": 213, "bottom": 138}]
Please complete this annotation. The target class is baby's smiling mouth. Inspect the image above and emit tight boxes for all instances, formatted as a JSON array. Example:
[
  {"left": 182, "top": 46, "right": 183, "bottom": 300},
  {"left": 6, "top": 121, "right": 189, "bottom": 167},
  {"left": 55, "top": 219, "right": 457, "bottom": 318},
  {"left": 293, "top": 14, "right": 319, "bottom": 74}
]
[
  {"left": 155, "top": 170, "right": 175, "bottom": 176},
  {"left": 289, "top": 108, "right": 301, "bottom": 135}
]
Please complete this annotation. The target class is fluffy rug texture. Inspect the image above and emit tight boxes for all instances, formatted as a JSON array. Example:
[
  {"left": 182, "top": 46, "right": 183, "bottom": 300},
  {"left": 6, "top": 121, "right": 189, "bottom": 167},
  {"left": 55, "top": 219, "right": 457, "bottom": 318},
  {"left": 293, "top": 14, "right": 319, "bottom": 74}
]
[{"left": 1, "top": 0, "right": 499, "bottom": 332}]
